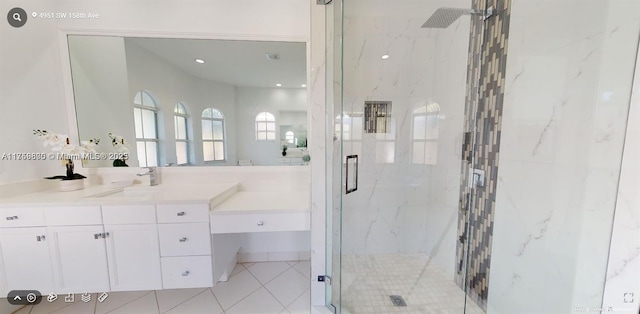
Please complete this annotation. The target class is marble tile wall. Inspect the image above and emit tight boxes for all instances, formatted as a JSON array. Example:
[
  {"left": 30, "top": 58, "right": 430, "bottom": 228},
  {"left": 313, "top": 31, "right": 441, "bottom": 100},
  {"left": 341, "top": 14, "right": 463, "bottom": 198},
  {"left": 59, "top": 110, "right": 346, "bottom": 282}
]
[
  {"left": 487, "top": 0, "right": 640, "bottom": 313},
  {"left": 601, "top": 40, "right": 640, "bottom": 312}
]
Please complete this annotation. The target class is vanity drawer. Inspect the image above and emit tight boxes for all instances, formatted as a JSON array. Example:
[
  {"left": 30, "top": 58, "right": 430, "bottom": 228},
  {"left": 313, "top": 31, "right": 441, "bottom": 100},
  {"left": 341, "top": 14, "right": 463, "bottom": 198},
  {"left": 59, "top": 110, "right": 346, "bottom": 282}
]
[
  {"left": 44, "top": 206, "right": 102, "bottom": 226},
  {"left": 161, "top": 256, "right": 213, "bottom": 289},
  {"left": 158, "top": 223, "right": 211, "bottom": 257},
  {"left": 0, "top": 208, "right": 45, "bottom": 227},
  {"left": 210, "top": 212, "right": 310, "bottom": 234},
  {"left": 157, "top": 204, "right": 209, "bottom": 223},
  {"left": 102, "top": 205, "right": 156, "bottom": 225}
]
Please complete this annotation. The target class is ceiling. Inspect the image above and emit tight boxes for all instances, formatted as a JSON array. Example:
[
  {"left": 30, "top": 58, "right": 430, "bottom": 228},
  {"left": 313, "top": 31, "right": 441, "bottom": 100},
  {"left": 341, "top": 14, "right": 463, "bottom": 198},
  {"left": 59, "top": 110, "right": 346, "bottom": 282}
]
[{"left": 125, "top": 37, "right": 306, "bottom": 89}]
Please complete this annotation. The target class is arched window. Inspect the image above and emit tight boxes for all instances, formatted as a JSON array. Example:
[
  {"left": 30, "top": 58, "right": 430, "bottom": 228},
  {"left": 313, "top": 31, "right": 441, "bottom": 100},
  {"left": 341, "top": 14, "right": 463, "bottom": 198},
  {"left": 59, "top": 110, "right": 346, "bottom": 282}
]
[
  {"left": 133, "top": 90, "right": 159, "bottom": 167},
  {"left": 255, "top": 112, "right": 276, "bottom": 141},
  {"left": 202, "top": 108, "right": 225, "bottom": 161},
  {"left": 412, "top": 103, "right": 440, "bottom": 165},
  {"left": 285, "top": 131, "right": 295, "bottom": 144},
  {"left": 174, "top": 102, "right": 189, "bottom": 165}
]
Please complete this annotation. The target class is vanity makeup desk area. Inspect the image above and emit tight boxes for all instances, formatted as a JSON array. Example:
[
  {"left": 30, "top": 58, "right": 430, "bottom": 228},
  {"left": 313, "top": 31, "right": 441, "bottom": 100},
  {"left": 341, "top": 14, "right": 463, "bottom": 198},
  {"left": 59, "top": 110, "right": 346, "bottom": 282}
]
[{"left": 0, "top": 35, "right": 312, "bottom": 296}]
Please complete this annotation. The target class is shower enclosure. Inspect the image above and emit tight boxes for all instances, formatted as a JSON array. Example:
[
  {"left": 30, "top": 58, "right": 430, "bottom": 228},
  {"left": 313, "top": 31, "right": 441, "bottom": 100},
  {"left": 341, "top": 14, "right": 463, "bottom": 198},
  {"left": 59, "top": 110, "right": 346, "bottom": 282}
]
[{"left": 325, "top": 0, "right": 640, "bottom": 313}]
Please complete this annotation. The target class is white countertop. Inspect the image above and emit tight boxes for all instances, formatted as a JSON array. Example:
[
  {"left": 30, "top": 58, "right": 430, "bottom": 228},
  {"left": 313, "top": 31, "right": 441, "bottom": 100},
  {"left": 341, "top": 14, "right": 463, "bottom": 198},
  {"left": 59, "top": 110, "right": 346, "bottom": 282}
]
[
  {"left": 0, "top": 183, "right": 239, "bottom": 207},
  {"left": 212, "top": 191, "right": 310, "bottom": 215}
]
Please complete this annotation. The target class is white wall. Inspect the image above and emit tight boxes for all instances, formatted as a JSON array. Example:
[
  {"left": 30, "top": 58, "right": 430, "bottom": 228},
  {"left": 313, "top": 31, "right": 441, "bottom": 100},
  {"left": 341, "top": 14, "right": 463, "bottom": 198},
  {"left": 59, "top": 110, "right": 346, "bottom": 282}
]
[
  {"left": 0, "top": 0, "right": 309, "bottom": 184},
  {"left": 488, "top": 1, "right": 640, "bottom": 313},
  {"left": 235, "top": 87, "right": 307, "bottom": 165},
  {"left": 124, "top": 40, "right": 238, "bottom": 166}
]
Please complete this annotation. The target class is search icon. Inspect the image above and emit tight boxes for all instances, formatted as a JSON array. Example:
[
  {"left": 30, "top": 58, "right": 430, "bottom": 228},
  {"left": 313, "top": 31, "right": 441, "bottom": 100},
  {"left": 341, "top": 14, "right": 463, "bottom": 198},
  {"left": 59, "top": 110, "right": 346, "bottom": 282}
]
[{"left": 7, "top": 7, "right": 27, "bottom": 28}]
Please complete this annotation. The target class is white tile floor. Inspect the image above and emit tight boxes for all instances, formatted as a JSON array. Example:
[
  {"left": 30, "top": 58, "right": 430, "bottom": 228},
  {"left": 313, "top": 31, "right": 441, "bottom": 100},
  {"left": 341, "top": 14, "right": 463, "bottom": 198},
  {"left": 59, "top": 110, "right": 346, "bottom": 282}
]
[{"left": 9, "top": 261, "right": 311, "bottom": 314}]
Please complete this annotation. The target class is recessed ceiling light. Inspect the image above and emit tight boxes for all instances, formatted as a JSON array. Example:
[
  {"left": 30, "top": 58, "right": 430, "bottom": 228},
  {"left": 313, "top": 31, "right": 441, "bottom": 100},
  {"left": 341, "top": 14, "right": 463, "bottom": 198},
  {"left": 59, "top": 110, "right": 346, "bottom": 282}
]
[
  {"left": 276, "top": 83, "right": 282, "bottom": 87},
  {"left": 194, "top": 58, "right": 205, "bottom": 64},
  {"left": 381, "top": 54, "right": 390, "bottom": 60},
  {"left": 301, "top": 84, "right": 307, "bottom": 87}
]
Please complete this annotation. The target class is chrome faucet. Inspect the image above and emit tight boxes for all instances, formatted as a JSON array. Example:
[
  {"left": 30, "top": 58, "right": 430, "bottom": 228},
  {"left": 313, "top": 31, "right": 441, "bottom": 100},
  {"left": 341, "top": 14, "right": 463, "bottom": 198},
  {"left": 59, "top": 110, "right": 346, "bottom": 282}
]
[{"left": 137, "top": 166, "right": 159, "bottom": 186}]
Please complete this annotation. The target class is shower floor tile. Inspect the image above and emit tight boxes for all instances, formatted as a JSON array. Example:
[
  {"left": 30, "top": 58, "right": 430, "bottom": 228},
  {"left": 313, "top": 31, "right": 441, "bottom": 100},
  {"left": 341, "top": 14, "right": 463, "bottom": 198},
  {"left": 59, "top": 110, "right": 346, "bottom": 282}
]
[{"left": 340, "top": 254, "right": 484, "bottom": 314}]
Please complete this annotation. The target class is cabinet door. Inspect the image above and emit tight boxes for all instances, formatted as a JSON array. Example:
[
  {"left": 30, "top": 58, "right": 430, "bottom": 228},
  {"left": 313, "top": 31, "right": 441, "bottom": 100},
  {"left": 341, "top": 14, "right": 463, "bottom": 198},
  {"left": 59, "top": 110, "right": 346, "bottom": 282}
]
[
  {"left": 0, "top": 227, "right": 55, "bottom": 293},
  {"left": 48, "top": 226, "right": 110, "bottom": 293},
  {"left": 104, "top": 224, "right": 162, "bottom": 291}
]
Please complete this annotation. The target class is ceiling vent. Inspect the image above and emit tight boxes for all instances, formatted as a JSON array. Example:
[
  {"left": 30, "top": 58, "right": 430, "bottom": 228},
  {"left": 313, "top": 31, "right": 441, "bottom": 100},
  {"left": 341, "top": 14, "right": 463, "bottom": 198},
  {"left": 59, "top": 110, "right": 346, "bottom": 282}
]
[{"left": 265, "top": 53, "right": 280, "bottom": 60}]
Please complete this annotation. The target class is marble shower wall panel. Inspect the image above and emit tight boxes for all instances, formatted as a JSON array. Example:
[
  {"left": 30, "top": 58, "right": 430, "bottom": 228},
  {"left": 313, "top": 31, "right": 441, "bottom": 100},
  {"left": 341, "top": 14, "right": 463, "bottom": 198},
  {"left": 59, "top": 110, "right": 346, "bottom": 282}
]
[
  {"left": 454, "top": 0, "right": 512, "bottom": 310},
  {"left": 339, "top": 1, "right": 472, "bottom": 278},
  {"left": 602, "top": 39, "right": 640, "bottom": 313},
  {"left": 488, "top": 0, "right": 640, "bottom": 313}
]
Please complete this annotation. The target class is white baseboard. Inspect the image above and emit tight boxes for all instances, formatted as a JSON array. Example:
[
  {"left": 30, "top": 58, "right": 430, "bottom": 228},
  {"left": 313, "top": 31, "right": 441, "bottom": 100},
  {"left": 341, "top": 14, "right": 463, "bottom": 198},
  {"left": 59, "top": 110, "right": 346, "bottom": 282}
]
[{"left": 238, "top": 250, "right": 311, "bottom": 263}]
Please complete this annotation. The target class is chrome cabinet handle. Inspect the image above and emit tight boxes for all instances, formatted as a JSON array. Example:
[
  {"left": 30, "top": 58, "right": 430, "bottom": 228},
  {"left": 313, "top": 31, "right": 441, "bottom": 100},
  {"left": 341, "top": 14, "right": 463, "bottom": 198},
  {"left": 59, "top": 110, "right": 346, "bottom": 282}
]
[
  {"left": 257, "top": 221, "right": 264, "bottom": 226},
  {"left": 179, "top": 237, "right": 188, "bottom": 242},
  {"left": 94, "top": 232, "right": 110, "bottom": 239},
  {"left": 177, "top": 211, "right": 185, "bottom": 216},
  {"left": 5, "top": 216, "right": 18, "bottom": 220},
  {"left": 181, "top": 271, "right": 190, "bottom": 276}
]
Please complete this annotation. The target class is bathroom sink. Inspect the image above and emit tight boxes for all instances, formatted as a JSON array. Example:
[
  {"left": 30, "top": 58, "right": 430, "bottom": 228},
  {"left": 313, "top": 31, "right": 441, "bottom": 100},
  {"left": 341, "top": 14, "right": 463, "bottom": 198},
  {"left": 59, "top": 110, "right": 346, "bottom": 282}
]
[{"left": 84, "top": 186, "right": 158, "bottom": 201}]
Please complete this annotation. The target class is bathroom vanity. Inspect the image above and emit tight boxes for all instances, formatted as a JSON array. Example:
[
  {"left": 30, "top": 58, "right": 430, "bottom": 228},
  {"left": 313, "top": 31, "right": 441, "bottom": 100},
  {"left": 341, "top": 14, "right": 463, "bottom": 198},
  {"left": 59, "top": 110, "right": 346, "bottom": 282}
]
[{"left": 0, "top": 170, "right": 310, "bottom": 296}]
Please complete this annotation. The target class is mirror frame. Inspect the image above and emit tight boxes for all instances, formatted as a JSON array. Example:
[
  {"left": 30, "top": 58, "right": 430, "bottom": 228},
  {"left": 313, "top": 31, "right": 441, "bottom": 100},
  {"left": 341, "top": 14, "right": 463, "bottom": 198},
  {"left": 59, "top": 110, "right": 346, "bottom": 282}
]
[{"left": 58, "top": 29, "right": 311, "bottom": 170}]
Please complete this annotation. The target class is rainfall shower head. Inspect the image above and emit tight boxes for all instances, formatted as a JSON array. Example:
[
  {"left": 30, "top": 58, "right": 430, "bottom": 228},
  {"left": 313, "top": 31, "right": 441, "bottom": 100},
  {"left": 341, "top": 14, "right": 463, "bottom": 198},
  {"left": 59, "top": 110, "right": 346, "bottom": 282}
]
[{"left": 421, "top": 7, "right": 494, "bottom": 29}]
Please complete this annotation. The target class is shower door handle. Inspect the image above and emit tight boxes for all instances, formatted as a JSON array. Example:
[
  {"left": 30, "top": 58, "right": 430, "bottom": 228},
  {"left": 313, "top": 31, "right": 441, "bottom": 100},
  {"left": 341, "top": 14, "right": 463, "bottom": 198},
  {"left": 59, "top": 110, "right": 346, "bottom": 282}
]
[{"left": 345, "top": 155, "right": 358, "bottom": 194}]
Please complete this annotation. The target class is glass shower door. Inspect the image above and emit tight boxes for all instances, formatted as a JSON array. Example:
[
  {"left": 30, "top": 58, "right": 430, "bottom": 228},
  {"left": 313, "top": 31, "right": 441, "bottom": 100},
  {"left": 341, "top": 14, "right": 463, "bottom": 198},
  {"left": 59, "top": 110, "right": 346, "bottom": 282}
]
[
  {"left": 326, "top": 0, "right": 640, "bottom": 313},
  {"left": 325, "top": 0, "right": 494, "bottom": 312}
]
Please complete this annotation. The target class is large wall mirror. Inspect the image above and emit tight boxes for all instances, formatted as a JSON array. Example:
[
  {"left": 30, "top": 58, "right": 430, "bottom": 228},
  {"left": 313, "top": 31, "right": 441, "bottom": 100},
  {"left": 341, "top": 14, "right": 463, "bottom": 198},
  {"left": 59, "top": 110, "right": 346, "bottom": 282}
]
[{"left": 67, "top": 35, "right": 308, "bottom": 167}]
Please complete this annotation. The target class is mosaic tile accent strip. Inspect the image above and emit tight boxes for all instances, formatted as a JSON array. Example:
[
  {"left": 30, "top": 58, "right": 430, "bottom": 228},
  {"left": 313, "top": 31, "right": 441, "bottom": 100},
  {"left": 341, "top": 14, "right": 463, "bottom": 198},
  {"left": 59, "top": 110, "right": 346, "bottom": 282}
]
[{"left": 455, "top": 0, "right": 512, "bottom": 310}]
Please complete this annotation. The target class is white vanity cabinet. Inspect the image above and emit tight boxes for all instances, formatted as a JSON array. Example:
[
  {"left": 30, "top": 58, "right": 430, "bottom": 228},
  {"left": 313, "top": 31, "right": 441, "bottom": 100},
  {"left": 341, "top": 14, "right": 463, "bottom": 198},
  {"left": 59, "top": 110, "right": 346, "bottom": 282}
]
[
  {"left": 102, "top": 205, "right": 162, "bottom": 291},
  {"left": 103, "top": 224, "right": 162, "bottom": 291},
  {"left": 157, "top": 204, "right": 213, "bottom": 289},
  {"left": 47, "top": 225, "right": 110, "bottom": 293},
  {"left": 0, "top": 227, "right": 56, "bottom": 294}
]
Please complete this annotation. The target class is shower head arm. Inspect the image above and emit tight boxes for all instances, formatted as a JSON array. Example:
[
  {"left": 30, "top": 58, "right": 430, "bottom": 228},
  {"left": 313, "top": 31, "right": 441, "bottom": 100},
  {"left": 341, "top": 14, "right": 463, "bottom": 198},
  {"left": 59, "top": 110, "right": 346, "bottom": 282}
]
[{"left": 468, "top": 6, "right": 495, "bottom": 20}]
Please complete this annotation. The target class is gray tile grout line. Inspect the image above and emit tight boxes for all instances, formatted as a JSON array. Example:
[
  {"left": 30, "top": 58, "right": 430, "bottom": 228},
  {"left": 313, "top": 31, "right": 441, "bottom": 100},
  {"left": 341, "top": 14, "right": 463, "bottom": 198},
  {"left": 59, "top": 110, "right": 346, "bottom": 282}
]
[
  {"left": 154, "top": 291, "right": 160, "bottom": 314},
  {"left": 216, "top": 269, "right": 263, "bottom": 312},
  {"left": 284, "top": 287, "right": 310, "bottom": 309},
  {"left": 252, "top": 262, "right": 309, "bottom": 311},
  {"left": 291, "top": 262, "right": 311, "bottom": 280},
  {"left": 208, "top": 287, "right": 225, "bottom": 314},
  {"left": 232, "top": 262, "right": 299, "bottom": 312},
  {"left": 160, "top": 288, "right": 209, "bottom": 314},
  {"left": 104, "top": 291, "right": 154, "bottom": 314},
  {"left": 246, "top": 262, "right": 292, "bottom": 286}
]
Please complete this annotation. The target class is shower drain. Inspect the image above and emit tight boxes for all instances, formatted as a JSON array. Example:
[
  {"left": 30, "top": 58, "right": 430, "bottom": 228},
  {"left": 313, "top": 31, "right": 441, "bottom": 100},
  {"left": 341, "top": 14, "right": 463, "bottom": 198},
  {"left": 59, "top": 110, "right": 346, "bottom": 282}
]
[{"left": 389, "top": 295, "right": 407, "bottom": 307}]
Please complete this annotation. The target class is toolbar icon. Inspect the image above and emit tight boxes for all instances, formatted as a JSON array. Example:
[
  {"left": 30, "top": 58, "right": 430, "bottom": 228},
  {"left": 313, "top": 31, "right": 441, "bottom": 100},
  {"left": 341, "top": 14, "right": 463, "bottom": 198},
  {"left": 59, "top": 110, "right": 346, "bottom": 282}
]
[
  {"left": 81, "top": 293, "right": 91, "bottom": 303},
  {"left": 64, "top": 293, "right": 74, "bottom": 303},
  {"left": 98, "top": 292, "right": 108, "bottom": 303},
  {"left": 7, "top": 290, "right": 42, "bottom": 305},
  {"left": 47, "top": 293, "right": 58, "bottom": 303}
]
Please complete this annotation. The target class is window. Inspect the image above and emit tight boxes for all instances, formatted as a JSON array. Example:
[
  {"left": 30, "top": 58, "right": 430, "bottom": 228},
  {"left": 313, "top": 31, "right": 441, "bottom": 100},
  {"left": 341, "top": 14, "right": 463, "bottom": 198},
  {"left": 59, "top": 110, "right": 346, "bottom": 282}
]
[
  {"left": 255, "top": 112, "right": 276, "bottom": 141},
  {"left": 202, "top": 108, "right": 225, "bottom": 161},
  {"left": 412, "top": 103, "right": 440, "bottom": 165},
  {"left": 174, "top": 102, "right": 189, "bottom": 165},
  {"left": 285, "top": 131, "right": 295, "bottom": 144},
  {"left": 133, "top": 90, "right": 159, "bottom": 167}
]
